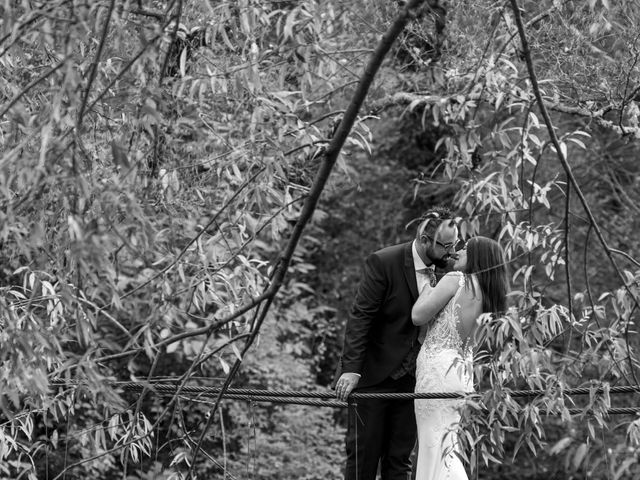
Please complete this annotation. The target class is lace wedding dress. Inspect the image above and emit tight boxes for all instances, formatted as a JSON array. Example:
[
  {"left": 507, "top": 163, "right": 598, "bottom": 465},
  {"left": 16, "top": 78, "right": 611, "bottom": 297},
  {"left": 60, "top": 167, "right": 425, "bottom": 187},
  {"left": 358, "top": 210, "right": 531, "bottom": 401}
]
[{"left": 414, "top": 273, "right": 473, "bottom": 480}]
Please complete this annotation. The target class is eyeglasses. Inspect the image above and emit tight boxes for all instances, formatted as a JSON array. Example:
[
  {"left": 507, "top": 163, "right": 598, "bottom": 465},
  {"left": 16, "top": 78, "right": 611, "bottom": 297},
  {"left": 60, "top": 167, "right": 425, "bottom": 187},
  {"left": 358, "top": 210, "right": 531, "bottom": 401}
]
[
  {"left": 423, "top": 235, "right": 459, "bottom": 251},
  {"left": 455, "top": 240, "right": 466, "bottom": 252}
]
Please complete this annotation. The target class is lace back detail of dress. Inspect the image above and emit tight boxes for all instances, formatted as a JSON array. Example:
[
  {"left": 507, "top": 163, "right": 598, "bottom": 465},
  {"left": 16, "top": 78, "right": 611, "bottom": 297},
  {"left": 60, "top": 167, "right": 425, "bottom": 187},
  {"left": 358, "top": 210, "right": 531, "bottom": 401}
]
[
  {"left": 421, "top": 273, "right": 470, "bottom": 360},
  {"left": 414, "top": 272, "right": 474, "bottom": 478}
]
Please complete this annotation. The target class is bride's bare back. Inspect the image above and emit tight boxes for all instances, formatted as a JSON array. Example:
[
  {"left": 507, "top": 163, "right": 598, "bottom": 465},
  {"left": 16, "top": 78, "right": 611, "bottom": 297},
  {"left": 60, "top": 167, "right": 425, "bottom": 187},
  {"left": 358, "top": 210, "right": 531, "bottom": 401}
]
[{"left": 414, "top": 271, "right": 480, "bottom": 480}]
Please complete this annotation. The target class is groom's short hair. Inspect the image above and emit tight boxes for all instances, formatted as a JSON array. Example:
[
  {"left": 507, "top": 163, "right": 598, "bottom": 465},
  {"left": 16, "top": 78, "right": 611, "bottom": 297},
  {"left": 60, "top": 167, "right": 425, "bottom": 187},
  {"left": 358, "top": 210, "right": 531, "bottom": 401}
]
[{"left": 416, "top": 206, "right": 455, "bottom": 240}]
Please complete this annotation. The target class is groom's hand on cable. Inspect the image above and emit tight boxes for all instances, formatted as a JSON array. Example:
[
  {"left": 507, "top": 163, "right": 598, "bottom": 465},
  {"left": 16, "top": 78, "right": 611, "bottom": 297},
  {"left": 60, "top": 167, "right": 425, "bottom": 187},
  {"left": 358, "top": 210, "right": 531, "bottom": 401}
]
[{"left": 335, "top": 372, "right": 360, "bottom": 402}]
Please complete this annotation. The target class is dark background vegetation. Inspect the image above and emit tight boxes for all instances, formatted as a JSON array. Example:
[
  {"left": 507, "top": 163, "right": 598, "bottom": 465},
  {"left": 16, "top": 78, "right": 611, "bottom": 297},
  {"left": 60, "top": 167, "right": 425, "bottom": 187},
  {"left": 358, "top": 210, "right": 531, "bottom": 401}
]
[{"left": 1, "top": 0, "right": 640, "bottom": 479}]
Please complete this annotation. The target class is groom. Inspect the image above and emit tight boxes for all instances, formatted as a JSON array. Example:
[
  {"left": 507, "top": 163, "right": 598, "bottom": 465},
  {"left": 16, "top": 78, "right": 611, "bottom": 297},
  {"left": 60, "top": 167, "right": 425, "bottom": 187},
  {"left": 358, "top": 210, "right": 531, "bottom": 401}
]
[{"left": 334, "top": 206, "right": 459, "bottom": 480}]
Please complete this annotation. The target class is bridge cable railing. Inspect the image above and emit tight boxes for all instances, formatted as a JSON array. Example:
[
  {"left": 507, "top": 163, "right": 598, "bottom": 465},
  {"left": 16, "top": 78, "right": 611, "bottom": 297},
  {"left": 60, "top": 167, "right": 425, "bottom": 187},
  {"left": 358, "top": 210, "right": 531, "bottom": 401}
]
[{"left": 50, "top": 380, "right": 640, "bottom": 415}]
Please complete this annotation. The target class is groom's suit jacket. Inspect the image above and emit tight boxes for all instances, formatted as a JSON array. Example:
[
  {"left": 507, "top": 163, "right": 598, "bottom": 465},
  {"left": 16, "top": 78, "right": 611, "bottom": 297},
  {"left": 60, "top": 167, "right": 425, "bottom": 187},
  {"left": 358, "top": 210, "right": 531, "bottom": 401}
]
[{"left": 337, "top": 241, "right": 422, "bottom": 389}]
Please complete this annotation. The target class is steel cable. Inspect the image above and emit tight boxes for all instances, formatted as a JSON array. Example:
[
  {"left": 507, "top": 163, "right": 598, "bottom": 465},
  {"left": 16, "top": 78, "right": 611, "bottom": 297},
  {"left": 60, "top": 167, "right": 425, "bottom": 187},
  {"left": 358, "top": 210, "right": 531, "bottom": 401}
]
[{"left": 49, "top": 380, "right": 640, "bottom": 414}]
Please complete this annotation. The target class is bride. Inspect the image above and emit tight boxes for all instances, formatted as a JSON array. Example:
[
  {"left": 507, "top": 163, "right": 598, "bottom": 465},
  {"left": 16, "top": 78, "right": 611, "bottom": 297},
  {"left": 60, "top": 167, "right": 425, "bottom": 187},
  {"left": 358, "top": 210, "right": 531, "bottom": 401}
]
[{"left": 412, "top": 236, "right": 508, "bottom": 480}]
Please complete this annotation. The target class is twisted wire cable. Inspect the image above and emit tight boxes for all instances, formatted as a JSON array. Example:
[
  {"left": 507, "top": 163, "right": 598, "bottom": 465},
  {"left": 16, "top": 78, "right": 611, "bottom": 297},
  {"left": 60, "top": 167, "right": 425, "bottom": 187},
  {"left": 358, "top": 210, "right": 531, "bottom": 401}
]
[
  {"left": 108, "top": 381, "right": 640, "bottom": 400},
  {"left": 49, "top": 380, "right": 640, "bottom": 414},
  {"left": 165, "top": 393, "right": 640, "bottom": 415}
]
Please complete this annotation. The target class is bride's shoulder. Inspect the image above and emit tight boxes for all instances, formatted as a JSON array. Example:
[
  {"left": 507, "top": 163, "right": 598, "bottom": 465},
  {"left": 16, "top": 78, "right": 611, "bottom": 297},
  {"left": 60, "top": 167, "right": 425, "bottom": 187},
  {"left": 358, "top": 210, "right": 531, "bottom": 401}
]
[
  {"left": 443, "top": 270, "right": 465, "bottom": 286},
  {"left": 433, "top": 271, "right": 464, "bottom": 296},
  {"left": 443, "top": 270, "right": 464, "bottom": 278}
]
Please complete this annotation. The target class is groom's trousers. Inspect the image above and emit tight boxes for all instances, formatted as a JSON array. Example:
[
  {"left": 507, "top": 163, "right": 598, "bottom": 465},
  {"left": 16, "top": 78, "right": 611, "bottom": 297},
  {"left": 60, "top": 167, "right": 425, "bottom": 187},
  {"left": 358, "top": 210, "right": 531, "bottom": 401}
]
[{"left": 344, "top": 374, "right": 417, "bottom": 480}]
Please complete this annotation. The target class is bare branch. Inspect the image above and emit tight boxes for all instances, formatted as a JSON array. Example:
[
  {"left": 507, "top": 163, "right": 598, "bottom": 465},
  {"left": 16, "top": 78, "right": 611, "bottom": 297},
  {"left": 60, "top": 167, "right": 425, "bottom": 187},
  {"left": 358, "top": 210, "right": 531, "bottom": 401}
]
[
  {"left": 94, "top": 290, "right": 271, "bottom": 364},
  {"left": 76, "top": 0, "right": 116, "bottom": 128},
  {"left": 509, "top": 0, "right": 640, "bottom": 382},
  {"left": 563, "top": 175, "right": 573, "bottom": 354},
  {"left": 610, "top": 248, "right": 640, "bottom": 268},
  {"left": 127, "top": 8, "right": 164, "bottom": 20},
  {"left": 185, "top": 0, "right": 430, "bottom": 475}
]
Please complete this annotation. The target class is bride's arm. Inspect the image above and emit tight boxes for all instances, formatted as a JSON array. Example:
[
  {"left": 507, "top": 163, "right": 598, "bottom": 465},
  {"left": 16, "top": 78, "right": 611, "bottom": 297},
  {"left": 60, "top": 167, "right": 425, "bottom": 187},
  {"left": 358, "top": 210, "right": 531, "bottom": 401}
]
[{"left": 411, "top": 272, "right": 461, "bottom": 326}]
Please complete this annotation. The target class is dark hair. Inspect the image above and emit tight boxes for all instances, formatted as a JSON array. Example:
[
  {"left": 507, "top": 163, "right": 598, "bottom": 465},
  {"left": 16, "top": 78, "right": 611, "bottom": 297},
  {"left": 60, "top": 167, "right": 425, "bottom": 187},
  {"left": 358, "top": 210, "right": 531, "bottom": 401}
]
[
  {"left": 415, "top": 206, "right": 454, "bottom": 240},
  {"left": 464, "top": 236, "right": 508, "bottom": 314}
]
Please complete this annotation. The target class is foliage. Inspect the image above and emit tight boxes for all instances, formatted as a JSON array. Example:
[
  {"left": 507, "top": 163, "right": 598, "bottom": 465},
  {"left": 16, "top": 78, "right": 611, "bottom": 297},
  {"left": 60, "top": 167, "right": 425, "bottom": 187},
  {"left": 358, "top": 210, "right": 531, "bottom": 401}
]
[
  {"left": 1, "top": 0, "right": 640, "bottom": 478},
  {"left": 0, "top": 0, "right": 371, "bottom": 476},
  {"left": 374, "top": 0, "right": 640, "bottom": 477}
]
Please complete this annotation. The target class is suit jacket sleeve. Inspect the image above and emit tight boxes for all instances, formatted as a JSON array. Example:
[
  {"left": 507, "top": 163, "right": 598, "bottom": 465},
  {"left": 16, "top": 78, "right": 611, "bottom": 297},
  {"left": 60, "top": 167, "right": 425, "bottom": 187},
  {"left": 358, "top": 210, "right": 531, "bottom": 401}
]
[{"left": 341, "top": 252, "right": 387, "bottom": 374}]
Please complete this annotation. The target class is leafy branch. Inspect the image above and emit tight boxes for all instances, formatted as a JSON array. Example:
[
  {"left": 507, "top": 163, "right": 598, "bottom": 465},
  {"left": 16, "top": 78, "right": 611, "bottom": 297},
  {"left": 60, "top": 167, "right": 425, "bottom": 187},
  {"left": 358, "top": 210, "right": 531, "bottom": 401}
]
[
  {"left": 508, "top": 0, "right": 640, "bottom": 382},
  {"left": 184, "top": 0, "right": 430, "bottom": 475}
]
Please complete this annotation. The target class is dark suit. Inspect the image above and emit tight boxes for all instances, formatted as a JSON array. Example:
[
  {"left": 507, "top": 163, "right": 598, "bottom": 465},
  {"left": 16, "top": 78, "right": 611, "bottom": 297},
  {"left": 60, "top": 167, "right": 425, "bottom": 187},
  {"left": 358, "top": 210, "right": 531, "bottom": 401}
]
[{"left": 336, "top": 242, "right": 421, "bottom": 480}]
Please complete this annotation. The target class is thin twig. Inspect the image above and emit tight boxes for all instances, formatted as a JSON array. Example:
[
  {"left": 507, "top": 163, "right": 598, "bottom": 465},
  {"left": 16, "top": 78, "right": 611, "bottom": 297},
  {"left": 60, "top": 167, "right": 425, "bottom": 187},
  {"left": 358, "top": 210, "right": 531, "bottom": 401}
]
[
  {"left": 0, "top": 58, "right": 67, "bottom": 119},
  {"left": 120, "top": 167, "right": 266, "bottom": 300},
  {"left": 0, "top": 0, "right": 73, "bottom": 56},
  {"left": 94, "top": 290, "right": 271, "bottom": 363},
  {"left": 509, "top": 0, "right": 640, "bottom": 383},
  {"left": 158, "top": 0, "right": 182, "bottom": 81},
  {"left": 86, "top": 33, "right": 163, "bottom": 113},
  {"left": 76, "top": 0, "right": 116, "bottom": 127},
  {"left": 184, "top": 0, "right": 429, "bottom": 476},
  {"left": 563, "top": 173, "right": 572, "bottom": 354},
  {"left": 609, "top": 248, "right": 640, "bottom": 268}
]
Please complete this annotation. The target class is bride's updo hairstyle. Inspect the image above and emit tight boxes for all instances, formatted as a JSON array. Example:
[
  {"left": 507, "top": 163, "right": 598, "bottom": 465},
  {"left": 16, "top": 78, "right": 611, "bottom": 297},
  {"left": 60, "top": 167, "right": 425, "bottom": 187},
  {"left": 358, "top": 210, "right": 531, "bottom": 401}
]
[{"left": 463, "top": 236, "right": 508, "bottom": 314}]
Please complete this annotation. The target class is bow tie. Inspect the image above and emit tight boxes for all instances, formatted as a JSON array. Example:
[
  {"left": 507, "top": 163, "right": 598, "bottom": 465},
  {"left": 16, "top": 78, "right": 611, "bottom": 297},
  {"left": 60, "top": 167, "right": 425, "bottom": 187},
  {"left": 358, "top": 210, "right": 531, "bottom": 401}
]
[
  {"left": 416, "top": 265, "right": 435, "bottom": 274},
  {"left": 416, "top": 266, "right": 437, "bottom": 287}
]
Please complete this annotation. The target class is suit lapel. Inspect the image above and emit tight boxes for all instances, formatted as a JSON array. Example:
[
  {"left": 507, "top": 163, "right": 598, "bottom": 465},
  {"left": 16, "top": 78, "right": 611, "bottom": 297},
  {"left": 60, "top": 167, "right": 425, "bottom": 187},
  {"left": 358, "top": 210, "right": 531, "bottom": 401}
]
[{"left": 402, "top": 242, "right": 419, "bottom": 301}]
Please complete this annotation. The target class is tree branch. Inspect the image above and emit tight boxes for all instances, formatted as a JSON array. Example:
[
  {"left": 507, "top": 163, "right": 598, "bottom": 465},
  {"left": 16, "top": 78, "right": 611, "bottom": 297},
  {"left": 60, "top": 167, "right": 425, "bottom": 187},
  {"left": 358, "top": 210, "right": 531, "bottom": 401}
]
[
  {"left": 184, "top": 0, "right": 429, "bottom": 476},
  {"left": 86, "top": 33, "right": 162, "bottom": 114},
  {"left": 509, "top": 0, "right": 640, "bottom": 382},
  {"left": 545, "top": 102, "right": 640, "bottom": 139},
  {"left": 370, "top": 92, "right": 640, "bottom": 139},
  {"left": 0, "top": 58, "right": 67, "bottom": 119},
  {"left": 119, "top": 166, "right": 266, "bottom": 300},
  {"left": 76, "top": 0, "right": 116, "bottom": 127},
  {"left": 563, "top": 174, "right": 573, "bottom": 354},
  {"left": 0, "top": 0, "right": 74, "bottom": 56},
  {"left": 127, "top": 8, "right": 164, "bottom": 20}
]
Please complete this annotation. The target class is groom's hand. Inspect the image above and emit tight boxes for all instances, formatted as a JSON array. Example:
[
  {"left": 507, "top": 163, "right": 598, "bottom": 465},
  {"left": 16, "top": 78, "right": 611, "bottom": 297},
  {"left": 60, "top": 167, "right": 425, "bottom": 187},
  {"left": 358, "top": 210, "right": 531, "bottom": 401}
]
[{"left": 335, "top": 372, "right": 360, "bottom": 402}]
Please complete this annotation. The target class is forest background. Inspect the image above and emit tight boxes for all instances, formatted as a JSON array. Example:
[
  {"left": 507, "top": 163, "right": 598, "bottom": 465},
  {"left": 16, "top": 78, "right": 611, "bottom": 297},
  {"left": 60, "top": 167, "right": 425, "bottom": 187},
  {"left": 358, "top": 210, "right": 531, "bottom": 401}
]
[{"left": 1, "top": 0, "right": 640, "bottom": 479}]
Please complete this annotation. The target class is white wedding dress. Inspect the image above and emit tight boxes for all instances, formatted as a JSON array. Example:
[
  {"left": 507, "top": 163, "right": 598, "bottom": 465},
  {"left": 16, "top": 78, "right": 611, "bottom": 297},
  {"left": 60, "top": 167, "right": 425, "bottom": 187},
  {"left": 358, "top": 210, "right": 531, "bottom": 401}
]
[{"left": 414, "top": 273, "right": 473, "bottom": 480}]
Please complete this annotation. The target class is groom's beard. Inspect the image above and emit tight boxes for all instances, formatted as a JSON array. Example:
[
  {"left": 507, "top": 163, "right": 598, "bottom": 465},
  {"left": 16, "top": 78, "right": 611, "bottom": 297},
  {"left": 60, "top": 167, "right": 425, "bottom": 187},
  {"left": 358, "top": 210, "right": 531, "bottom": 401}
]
[{"left": 431, "top": 255, "right": 450, "bottom": 269}]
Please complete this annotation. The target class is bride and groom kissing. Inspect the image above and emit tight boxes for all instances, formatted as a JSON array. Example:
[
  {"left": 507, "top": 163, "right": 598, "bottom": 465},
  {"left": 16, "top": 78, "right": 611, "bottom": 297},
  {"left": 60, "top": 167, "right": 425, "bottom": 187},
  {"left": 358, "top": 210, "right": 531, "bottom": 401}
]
[{"left": 334, "top": 206, "right": 509, "bottom": 480}]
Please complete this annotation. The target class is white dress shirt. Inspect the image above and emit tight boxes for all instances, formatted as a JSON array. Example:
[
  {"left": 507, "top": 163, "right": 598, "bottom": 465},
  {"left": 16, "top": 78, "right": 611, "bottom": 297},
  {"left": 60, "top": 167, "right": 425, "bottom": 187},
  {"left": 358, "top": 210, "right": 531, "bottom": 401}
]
[{"left": 412, "top": 240, "right": 434, "bottom": 293}]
